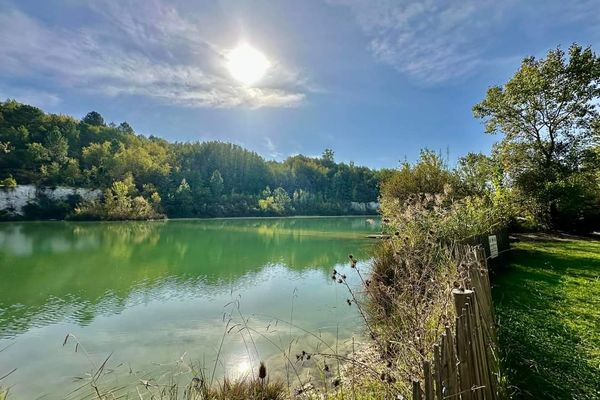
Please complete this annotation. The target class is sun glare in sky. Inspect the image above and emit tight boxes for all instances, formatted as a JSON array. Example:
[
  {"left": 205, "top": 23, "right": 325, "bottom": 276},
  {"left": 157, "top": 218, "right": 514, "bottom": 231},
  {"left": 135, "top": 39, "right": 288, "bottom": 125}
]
[{"left": 226, "top": 43, "right": 271, "bottom": 86}]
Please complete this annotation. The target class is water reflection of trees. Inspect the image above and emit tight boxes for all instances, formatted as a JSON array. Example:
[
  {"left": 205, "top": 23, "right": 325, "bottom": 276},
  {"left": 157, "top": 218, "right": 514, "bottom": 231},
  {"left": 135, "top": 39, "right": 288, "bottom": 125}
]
[{"left": 0, "top": 218, "right": 378, "bottom": 337}]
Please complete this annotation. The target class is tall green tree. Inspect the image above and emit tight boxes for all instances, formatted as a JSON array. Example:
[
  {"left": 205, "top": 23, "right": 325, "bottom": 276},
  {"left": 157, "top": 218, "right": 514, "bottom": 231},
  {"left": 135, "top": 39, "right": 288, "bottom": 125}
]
[
  {"left": 321, "top": 148, "right": 335, "bottom": 168},
  {"left": 473, "top": 44, "right": 600, "bottom": 229},
  {"left": 210, "top": 169, "right": 224, "bottom": 198},
  {"left": 45, "top": 128, "right": 69, "bottom": 164},
  {"left": 456, "top": 153, "right": 496, "bottom": 196},
  {"left": 474, "top": 44, "right": 599, "bottom": 169},
  {"left": 82, "top": 111, "right": 106, "bottom": 127},
  {"left": 272, "top": 187, "right": 293, "bottom": 215}
]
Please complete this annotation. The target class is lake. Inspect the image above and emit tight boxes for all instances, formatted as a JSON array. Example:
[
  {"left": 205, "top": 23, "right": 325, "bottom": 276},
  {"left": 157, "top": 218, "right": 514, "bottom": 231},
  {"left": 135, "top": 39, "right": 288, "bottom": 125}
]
[{"left": 0, "top": 217, "right": 379, "bottom": 398}]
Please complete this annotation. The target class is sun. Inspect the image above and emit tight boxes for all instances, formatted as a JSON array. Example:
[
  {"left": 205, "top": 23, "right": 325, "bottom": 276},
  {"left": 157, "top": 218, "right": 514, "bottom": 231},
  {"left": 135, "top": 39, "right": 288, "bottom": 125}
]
[{"left": 226, "top": 43, "right": 270, "bottom": 86}]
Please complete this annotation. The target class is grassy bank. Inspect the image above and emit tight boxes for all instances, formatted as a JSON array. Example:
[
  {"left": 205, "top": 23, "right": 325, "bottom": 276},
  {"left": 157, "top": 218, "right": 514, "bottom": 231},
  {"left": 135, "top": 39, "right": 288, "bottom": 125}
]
[{"left": 492, "top": 237, "right": 600, "bottom": 399}]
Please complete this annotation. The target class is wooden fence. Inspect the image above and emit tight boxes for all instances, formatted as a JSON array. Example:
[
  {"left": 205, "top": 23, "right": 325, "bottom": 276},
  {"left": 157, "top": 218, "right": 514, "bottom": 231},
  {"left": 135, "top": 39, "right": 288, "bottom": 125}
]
[
  {"left": 413, "top": 247, "right": 500, "bottom": 400},
  {"left": 470, "top": 230, "right": 510, "bottom": 270}
]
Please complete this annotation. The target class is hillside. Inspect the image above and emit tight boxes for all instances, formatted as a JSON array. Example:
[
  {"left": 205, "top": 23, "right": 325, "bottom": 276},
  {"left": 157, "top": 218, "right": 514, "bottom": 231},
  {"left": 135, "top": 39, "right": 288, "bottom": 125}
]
[{"left": 0, "top": 101, "right": 380, "bottom": 219}]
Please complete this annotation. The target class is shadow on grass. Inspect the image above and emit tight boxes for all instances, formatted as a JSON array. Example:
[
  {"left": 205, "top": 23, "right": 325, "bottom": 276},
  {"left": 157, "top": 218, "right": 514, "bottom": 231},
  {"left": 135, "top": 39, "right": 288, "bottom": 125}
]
[{"left": 492, "top": 239, "right": 600, "bottom": 400}]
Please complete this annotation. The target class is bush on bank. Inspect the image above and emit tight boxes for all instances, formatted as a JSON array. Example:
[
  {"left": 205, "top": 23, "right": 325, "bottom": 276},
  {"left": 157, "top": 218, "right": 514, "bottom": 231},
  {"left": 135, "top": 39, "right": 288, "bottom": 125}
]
[{"left": 365, "top": 150, "right": 507, "bottom": 391}]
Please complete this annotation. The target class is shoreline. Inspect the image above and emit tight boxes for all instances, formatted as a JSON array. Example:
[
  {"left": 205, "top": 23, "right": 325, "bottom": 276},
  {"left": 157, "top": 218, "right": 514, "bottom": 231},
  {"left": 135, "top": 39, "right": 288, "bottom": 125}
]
[{"left": 0, "top": 214, "right": 380, "bottom": 224}]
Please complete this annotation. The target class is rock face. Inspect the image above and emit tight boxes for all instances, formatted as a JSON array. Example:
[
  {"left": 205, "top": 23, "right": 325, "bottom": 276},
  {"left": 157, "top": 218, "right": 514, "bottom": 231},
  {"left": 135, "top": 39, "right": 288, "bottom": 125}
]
[
  {"left": 349, "top": 201, "right": 379, "bottom": 213},
  {"left": 0, "top": 185, "right": 101, "bottom": 215}
]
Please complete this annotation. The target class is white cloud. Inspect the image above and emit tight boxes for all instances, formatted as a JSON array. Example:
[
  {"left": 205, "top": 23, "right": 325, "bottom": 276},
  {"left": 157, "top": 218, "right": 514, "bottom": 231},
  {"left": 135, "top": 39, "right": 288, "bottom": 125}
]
[
  {"left": 328, "top": 0, "right": 600, "bottom": 85},
  {"left": 0, "top": 1, "right": 306, "bottom": 108}
]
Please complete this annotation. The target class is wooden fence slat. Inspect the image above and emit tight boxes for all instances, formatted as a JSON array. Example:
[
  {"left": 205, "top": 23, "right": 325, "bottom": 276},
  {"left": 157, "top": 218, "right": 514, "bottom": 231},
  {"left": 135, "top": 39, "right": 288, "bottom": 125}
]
[
  {"left": 445, "top": 325, "right": 459, "bottom": 397},
  {"left": 465, "top": 301, "right": 484, "bottom": 400},
  {"left": 456, "top": 308, "right": 472, "bottom": 400},
  {"left": 472, "top": 293, "right": 493, "bottom": 400},
  {"left": 473, "top": 248, "right": 500, "bottom": 399},
  {"left": 423, "top": 360, "right": 434, "bottom": 400},
  {"left": 433, "top": 344, "right": 444, "bottom": 400},
  {"left": 413, "top": 380, "right": 423, "bottom": 400}
]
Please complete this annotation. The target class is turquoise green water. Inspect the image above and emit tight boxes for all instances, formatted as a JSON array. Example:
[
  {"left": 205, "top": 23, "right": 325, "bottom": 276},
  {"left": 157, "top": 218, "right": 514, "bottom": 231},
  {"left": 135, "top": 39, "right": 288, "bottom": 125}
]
[{"left": 0, "top": 217, "right": 379, "bottom": 398}]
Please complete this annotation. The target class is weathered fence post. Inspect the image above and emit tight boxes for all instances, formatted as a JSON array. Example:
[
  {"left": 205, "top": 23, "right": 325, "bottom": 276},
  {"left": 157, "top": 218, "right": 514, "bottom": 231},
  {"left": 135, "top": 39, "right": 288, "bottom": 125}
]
[
  {"left": 454, "top": 289, "right": 474, "bottom": 400},
  {"left": 433, "top": 344, "right": 444, "bottom": 400},
  {"left": 413, "top": 380, "right": 423, "bottom": 400},
  {"left": 444, "top": 325, "right": 459, "bottom": 396},
  {"left": 423, "top": 360, "right": 434, "bottom": 400}
]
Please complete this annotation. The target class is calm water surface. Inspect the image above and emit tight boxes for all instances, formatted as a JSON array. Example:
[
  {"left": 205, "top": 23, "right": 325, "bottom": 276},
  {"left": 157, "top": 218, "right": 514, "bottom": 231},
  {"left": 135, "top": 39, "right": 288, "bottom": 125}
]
[{"left": 0, "top": 217, "right": 379, "bottom": 398}]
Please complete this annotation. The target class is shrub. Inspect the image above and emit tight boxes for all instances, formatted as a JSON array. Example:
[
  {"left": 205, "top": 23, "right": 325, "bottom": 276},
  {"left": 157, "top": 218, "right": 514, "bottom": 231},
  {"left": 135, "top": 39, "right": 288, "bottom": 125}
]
[
  {"left": 72, "top": 175, "right": 164, "bottom": 220},
  {"left": 380, "top": 150, "right": 458, "bottom": 204},
  {"left": 367, "top": 170, "right": 506, "bottom": 385},
  {"left": 0, "top": 175, "right": 16, "bottom": 187}
]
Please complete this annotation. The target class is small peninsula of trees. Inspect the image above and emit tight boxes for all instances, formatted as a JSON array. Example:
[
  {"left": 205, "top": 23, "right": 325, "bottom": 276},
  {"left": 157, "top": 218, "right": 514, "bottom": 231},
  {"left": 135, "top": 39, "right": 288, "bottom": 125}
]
[{"left": 0, "top": 101, "right": 380, "bottom": 220}]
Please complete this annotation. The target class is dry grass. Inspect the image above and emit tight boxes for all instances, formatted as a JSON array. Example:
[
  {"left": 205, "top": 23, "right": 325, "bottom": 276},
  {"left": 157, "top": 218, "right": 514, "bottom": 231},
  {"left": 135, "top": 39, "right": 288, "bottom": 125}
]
[
  {"left": 51, "top": 298, "right": 407, "bottom": 400},
  {"left": 180, "top": 372, "right": 287, "bottom": 400},
  {"left": 352, "top": 188, "right": 505, "bottom": 397}
]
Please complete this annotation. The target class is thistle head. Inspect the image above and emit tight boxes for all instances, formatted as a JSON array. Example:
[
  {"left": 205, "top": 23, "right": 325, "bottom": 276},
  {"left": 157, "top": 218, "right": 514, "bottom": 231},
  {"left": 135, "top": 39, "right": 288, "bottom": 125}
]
[{"left": 258, "top": 362, "right": 267, "bottom": 380}]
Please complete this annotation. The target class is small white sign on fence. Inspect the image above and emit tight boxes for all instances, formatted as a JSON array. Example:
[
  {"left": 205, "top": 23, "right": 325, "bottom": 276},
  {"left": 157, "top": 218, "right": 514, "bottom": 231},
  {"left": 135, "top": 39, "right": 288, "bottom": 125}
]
[{"left": 488, "top": 235, "right": 498, "bottom": 258}]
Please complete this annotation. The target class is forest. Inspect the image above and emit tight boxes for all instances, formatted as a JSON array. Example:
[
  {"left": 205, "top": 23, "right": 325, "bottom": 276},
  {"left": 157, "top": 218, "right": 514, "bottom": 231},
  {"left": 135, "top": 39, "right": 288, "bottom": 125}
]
[{"left": 0, "top": 103, "right": 380, "bottom": 219}]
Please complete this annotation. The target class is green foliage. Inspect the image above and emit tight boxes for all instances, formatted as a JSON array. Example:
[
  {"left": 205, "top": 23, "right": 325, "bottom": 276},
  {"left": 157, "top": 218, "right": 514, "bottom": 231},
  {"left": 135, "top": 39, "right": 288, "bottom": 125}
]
[
  {"left": 0, "top": 141, "right": 10, "bottom": 154},
  {"left": 210, "top": 169, "right": 224, "bottom": 198},
  {"left": 380, "top": 150, "right": 458, "bottom": 204},
  {"left": 473, "top": 44, "right": 599, "bottom": 159},
  {"left": 493, "top": 238, "right": 600, "bottom": 399},
  {"left": 0, "top": 101, "right": 380, "bottom": 220},
  {"left": 473, "top": 44, "right": 600, "bottom": 231},
  {"left": 81, "top": 111, "right": 105, "bottom": 126},
  {"left": 45, "top": 127, "right": 68, "bottom": 164},
  {"left": 321, "top": 148, "right": 335, "bottom": 166},
  {"left": 0, "top": 175, "right": 16, "bottom": 187},
  {"left": 379, "top": 148, "right": 506, "bottom": 240},
  {"left": 455, "top": 152, "right": 496, "bottom": 196},
  {"left": 117, "top": 121, "right": 134, "bottom": 133},
  {"left": 258, "top": 186, "right": 293, "bottom": 215},
  {"left": 73, "top": 175, "right": 163, "bottom": 220}
]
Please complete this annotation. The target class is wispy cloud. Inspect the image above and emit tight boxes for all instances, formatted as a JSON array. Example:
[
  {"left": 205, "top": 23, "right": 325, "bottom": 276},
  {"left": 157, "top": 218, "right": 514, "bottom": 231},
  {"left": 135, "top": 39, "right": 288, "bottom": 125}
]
[
  {"left": 327, "top": 0, "right": 498, "bottom": 84},
  {"left": 264, "top": 137, "right": 282, "bottom": 159},
  {"left": 329, "top": 0, "right": 600, "bottom": 85},
  {"left": 0, "top": 0, "right": 306, "bottom": 108}
]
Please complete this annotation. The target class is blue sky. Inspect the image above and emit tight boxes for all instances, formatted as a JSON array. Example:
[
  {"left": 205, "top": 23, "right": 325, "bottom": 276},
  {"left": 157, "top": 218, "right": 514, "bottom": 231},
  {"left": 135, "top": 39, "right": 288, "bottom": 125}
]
[{"left": 1, "top": 0, "right": 599, "bottom": 168}]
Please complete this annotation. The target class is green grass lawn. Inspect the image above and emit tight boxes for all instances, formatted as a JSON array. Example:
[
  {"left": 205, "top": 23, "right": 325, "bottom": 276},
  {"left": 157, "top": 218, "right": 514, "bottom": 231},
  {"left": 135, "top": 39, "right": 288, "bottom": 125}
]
[{"left": 492, "top": 237, "right": 600, "bottom": 399}]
